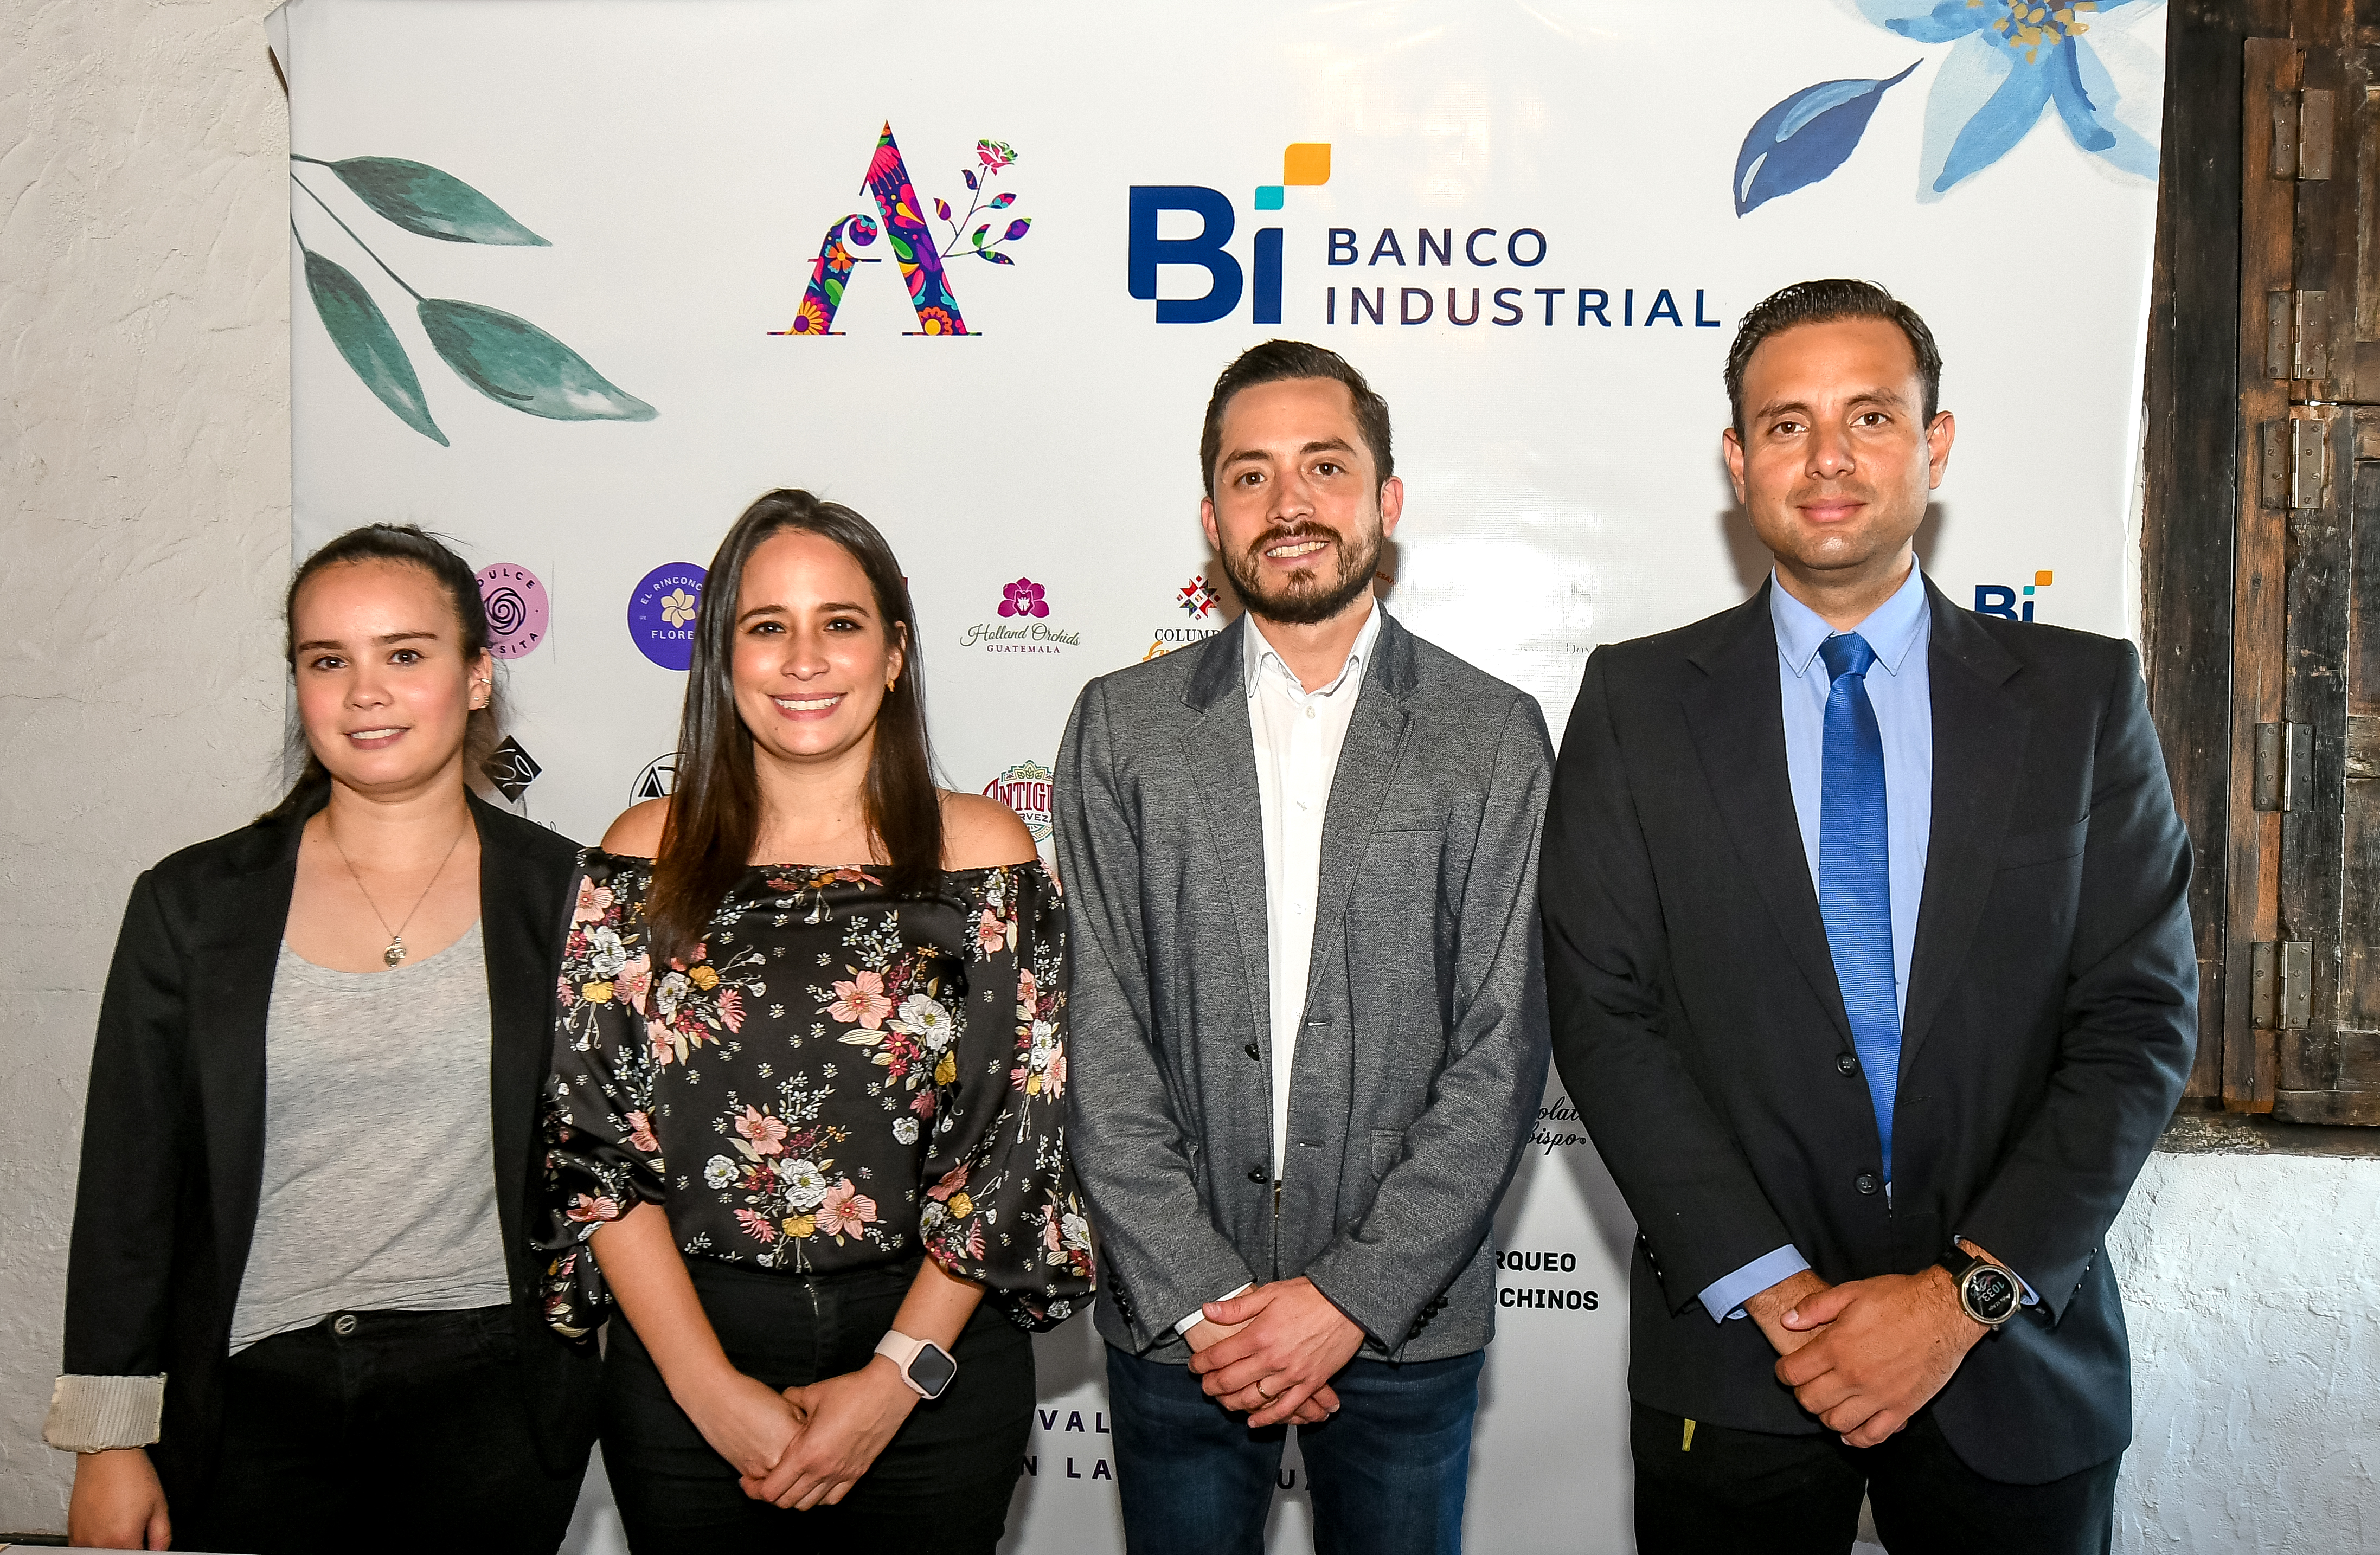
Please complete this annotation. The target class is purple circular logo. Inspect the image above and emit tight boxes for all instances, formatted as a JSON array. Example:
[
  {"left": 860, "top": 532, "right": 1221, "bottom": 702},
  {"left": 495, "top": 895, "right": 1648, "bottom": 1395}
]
[
  {"left": 476, "top": 563, "right": 549, "bottom": 659},
  {"left": 627, "top": 562, "right": 706, "bottom": 671}
]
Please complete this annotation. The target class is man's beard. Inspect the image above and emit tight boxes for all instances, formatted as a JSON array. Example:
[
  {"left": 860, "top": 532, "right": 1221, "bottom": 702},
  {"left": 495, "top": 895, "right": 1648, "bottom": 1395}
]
[{"left": 1218, "top": 519, "right": 1383, "bottom": 626}]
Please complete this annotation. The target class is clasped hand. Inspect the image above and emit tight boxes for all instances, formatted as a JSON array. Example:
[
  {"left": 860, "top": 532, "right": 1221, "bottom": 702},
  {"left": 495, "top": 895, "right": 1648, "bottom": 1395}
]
[
  {"left": 1749, "top": 1267, "right": 1988, "bottom": 1448},
  {"left": 1185, "top": 1276, "right": 1361, "bottom": 1429},
  {"left": 690, "top": 1358, "right": 918, "bottom": 1511}
]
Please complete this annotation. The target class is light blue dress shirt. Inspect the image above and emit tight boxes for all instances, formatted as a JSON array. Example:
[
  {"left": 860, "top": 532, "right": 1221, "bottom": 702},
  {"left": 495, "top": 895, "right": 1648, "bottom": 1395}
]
[{"left": 1697, "top": 564, "right": 1932, "bottom": 1323}]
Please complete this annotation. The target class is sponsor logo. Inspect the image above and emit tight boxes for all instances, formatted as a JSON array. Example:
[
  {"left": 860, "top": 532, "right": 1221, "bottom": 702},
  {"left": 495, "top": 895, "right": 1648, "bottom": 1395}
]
[
  {"left": 627, "top": 562, "right": 705, "bottom": 670},
  {"left": 1531, "top": 1092, "right": 1589, "bottom": 1156},
  {"left": 632, "top": 751, "right": 679, "bottom": 801},
  {"left": 983, "top": 759, "right": 1054, "bottom": 841},
  {"left": 777, "top": 126, "right": 1032, "bottom": 338},
  {"left": 482, "top": 736, "right": 541, "bottom": 802},
  {"left": 1975, "top": 570, "right": 2054, "bottom": 622},
  {"left": 1496, "top": 1245, "right": 1601, "bottom": 1314},
  {"left": 1143, "top": 574, "right": 1228, "bottom": 661},
  {"left": 477, "top": 563, "right": 549, "bottom": 658},
  {"left": 1132, "top": 143, "right": 1721, "bottom": 332},
  {"left": 961, "top": 577, "right": 1080, "bottom": 653}
]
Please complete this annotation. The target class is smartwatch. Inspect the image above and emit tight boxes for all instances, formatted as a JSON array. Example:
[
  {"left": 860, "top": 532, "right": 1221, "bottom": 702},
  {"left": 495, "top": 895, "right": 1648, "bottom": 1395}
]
[
  {"left": 1936, "top": 1244, "right": 2022, "bottom": 1328},
  {"left": 874, "top": 1330, "right": 958, "bottom": 1399}
]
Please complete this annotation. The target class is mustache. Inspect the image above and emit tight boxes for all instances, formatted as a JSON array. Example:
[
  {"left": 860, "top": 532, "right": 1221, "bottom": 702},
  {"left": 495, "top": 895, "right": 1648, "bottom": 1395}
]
[
  {"left": 1246, "top": 522, "right": 1345, "bottom": 558},
  {"left": 1787, "top": 480, "right": 1879, "bottom": 505}
]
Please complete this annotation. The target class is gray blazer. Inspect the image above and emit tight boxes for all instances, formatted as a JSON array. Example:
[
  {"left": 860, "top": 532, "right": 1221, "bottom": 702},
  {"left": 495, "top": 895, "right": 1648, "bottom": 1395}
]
[{"left": 1056, "top": 611, "right": 1553, "bottom": 1365}]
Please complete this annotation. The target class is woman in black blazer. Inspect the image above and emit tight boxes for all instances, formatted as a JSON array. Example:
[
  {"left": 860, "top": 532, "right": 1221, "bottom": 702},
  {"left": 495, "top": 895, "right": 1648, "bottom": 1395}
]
[{"left": 50, "top": 525, "right": 599, "bottom": 1551}]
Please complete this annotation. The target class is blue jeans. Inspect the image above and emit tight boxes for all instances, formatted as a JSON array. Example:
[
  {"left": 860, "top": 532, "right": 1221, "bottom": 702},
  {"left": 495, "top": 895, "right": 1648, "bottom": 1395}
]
[{"left": 1106, "top": 1342, "right": 1485, "bottom": 1555}]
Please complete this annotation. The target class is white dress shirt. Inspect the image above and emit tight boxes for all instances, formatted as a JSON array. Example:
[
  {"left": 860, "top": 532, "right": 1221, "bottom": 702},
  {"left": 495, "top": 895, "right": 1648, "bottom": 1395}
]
[{"left": 1171, "top": 600, "right": 1383, "bottom": 1338}]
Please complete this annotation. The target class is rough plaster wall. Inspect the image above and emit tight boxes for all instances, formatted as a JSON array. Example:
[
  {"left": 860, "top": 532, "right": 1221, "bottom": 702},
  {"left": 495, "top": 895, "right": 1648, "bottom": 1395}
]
[
  {"left": 0, "top": 0, "right": 291, "bottom": 1531},
  {"left": 2112, "top": 1152, "right": 2379, "bottom": 1553}
]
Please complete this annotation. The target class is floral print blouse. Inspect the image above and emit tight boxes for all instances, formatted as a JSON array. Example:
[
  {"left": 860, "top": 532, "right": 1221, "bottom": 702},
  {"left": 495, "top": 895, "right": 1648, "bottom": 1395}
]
[{"left": 537, "top": 852, "right": 1092, "bottom": 1335}]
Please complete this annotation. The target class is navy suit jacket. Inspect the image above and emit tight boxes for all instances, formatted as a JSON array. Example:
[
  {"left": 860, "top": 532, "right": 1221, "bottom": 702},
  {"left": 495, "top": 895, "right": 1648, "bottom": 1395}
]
[{"left": 1539, "top": 580, "right": 2195, "bottom": 1484}]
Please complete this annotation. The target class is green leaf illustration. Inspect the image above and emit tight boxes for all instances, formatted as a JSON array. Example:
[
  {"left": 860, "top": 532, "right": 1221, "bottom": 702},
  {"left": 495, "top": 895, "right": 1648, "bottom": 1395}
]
[
  {"left": 320, "top": 157, "right": 549, "bottom": 246},
  {"left": 300, "top": 247, "right": 447, "bottom": 445},
  {"left": 416, "top": 298, "right": 657, "bottom": 422}
]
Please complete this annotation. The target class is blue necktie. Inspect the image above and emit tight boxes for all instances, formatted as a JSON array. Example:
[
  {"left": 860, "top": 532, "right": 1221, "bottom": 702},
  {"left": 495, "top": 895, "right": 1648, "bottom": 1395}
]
[{"left": 1817, "top": 632, "right": 1900, "bottom": 1180}]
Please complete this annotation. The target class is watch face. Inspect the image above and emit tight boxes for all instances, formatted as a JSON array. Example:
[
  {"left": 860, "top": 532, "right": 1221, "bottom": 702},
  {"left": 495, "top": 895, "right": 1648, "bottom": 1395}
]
[
  {"left": 1965, "top": 1265, "right": 2019, "bottom": 1323},
  {"left": 909, "top": 1342, "right": 958, "bottom": 1399}
]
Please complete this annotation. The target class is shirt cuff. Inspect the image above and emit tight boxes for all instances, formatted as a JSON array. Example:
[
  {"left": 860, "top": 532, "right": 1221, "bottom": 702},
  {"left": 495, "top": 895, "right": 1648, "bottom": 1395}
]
[
  {"left": 1955, "top": 1236, "right": 2039, "bottom": 1306},
  {"left": 44, "top": 1374, "right": 165, "bottom": 1453},
  {"left": 1174, "top": 1283, "right": 1254, "bottom": 1336},
  {"left": 1699, "top": 1246, "right": 1811, "bottom": 1323}
]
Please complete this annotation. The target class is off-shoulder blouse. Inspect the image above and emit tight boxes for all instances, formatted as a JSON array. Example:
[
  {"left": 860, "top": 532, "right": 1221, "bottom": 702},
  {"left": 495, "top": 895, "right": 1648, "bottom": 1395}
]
[{"left": 536, "top": 852, "right": 1092, "bottom": 1334}]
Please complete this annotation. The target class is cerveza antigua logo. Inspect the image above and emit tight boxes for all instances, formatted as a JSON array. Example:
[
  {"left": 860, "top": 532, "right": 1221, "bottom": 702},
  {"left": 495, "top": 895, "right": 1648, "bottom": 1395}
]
[
  {"left": 1130, "top": 142, "right": 1723, "bottom": 332},
  {"left": 1975, "top": 570, "right": 2054, "bottom": 621},
  {"left": 960, "top": 577, "right": 1081, "bottom": 653},
  {"left": 777, "top": 126, "right": 1033, "bottom": 338},
  {"left": 983, "top": 760, "right": 1054, "bottom": 841},
  {"left": 1144, "top": 574, "right": 1227, "bottom": 661}
]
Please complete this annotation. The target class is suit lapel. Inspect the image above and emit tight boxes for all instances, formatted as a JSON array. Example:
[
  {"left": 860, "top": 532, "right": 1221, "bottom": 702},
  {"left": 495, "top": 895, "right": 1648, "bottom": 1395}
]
[
  {"left": 473, "top": 796, "right": 555, "bottom": 1288},
  {"left": 1182, "top": 618, "right": 1276, "bottom": 1048},
  {"left": 1306, "top": 619, "right": 1414, "bottom": 1007},
  {"left": 191, "top": 810, "right": 308, "bottom": 1299},
  {"left": 1900, "top": 589, "right": 2028, "bottom": 1074},
  {"left": 1680, "top": 589, "right": 1855, "bottom": 1045}
]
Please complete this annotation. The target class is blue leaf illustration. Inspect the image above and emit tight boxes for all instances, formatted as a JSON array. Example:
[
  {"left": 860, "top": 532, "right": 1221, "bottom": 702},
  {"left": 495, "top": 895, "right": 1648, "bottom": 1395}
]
[
  {"left": 963, "top": 168, "right": 979, "bottom": 191},
  {"left": 979, "top": 249, "right": 1015, "bottom": 265},
  {"left": 299, "top": 246, "right": 446, "bottom": 444},
  {"left": 1734, "top": 62, "right": 1919, "bottom": 217},
  {"left": 313, "top": 156, "right": 549, "bottom": 245},
  {"left": 416, "top": 299, "right": 656, "bottom": 422},
  {"left": 990, "top": 192, "right": 1016, "bottom": 209}
]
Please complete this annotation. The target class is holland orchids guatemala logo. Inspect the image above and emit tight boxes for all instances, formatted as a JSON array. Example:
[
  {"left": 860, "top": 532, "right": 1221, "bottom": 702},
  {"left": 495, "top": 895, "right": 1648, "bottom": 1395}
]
[
  {"left": 961, "top": 576, "right": 1079, "bottom": 654},
  {"left": 777, "top": 126, "right": 1035, "bottom": 337}
]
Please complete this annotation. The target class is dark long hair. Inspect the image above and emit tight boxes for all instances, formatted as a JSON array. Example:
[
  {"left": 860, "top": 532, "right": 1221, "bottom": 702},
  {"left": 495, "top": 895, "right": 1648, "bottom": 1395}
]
[
  {"left": 644, "top": 489, "right": 942, "bottom": 962},
  {"left": 260, "top": 524, "right": 501, "bottom": 823}
]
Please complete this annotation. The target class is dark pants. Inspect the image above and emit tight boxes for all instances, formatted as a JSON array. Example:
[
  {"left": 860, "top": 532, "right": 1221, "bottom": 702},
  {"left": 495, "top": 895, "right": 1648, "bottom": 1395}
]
[
  {"left": 1106, "top": 1342, "right": 1485, "bottom": 1555},
  {"left": 1632, "top": 1401, "right": 2119, "bottom": 1555},
  {"left": 602, "top": 1256, "right": 1035, "bottom": 1555},
  {"left": 176, "top": 1304, "right": 585, "bottom": 1555}
]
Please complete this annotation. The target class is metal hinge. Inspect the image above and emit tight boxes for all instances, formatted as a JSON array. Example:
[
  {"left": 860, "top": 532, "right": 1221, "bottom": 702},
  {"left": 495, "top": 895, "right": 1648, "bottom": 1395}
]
[
  {"left": 2265, "top": 289, "right": 2330, "bottom": 380},
  {"left": 2254, "top": 721, "right": 2313, "bottom": 811},
  {"left": 2250, "top": 940, "right": 2314, "bottom": 1030},
  {"left": 2272, "top": 87, "right": 2335, "bottom": 179},
  {"left": 2259, "top": 420, "right": 2330, "bottom": 509}
]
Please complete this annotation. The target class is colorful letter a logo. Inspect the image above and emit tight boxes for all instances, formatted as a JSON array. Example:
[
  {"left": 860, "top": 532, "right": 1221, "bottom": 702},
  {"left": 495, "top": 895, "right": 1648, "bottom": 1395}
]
[{"left": 779, "top": 124, "right": 969, "bottom": 337}]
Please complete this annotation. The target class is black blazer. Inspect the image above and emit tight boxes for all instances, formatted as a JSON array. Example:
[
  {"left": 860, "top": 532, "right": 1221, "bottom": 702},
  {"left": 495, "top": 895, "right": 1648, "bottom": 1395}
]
[
  {"left": 1540, "top": 580, "right": 2195, "bottom": 1485},
  {"left": 60, "top": 789, "right": 601, "bottom": 1505}
]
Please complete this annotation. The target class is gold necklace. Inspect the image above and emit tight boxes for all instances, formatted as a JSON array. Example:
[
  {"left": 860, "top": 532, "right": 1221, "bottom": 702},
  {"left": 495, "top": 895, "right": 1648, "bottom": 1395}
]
[{"left": 324, "top": 813, "right": 470, "bottom": 968}]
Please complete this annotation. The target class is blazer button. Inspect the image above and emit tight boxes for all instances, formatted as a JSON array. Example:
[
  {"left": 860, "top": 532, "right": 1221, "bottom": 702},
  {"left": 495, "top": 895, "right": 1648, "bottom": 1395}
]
[
  {"left": 1245, "top": 1042, "right": 1262, "bottom": 1060},
  {"left": 1836, "top": 1053, "right": 1858, "bottom": 1076},
  {"left": 1855, "top": 1172, "right": 1879, "bottom": 1196},
  {"left": 1248, "top": 1166, "right": 1268, "bottom": 1183}
]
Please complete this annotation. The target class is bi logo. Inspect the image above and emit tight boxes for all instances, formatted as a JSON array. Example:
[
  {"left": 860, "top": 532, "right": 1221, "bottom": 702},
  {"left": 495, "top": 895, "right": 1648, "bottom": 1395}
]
[
  {"left": 1128, "top": 144, "right": 1332, "bottom": 325},
  {"left": 1974, "top": 571, "right": 2054, "bottom": 622}
]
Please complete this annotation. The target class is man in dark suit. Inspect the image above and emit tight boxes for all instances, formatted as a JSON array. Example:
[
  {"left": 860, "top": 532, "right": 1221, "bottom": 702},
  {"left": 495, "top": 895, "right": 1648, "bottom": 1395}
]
[{"left": 1539, "top": 279, "right": 2195, "bottom": 1553}]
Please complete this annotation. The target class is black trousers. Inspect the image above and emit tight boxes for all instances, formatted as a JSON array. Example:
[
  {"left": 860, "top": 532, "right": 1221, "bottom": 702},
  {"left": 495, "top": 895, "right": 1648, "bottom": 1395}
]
[
  {"left": 176, "top": 1304, "right": 586, "bottom": 1555},
  {"left": 1632, "top": 1402, "right": 2118, "bottom": 1555},
  {"left": 601, "top": 1256, "right": 1035, "bottom": 1555}
]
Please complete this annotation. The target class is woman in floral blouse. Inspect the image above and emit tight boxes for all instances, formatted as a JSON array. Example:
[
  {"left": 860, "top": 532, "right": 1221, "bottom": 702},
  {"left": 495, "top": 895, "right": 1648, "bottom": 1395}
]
[{"left": 540, "top": 489, "right": 1090, "bottom": 1554}]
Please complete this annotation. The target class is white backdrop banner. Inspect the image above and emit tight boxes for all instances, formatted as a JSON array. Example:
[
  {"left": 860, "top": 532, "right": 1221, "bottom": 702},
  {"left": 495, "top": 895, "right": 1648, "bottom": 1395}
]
[{"left": 271, "top": 2, "right": 2166, "bottom": 1548}]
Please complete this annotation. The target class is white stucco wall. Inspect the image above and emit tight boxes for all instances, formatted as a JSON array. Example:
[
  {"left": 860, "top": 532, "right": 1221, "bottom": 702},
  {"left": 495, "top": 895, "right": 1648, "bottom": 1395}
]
[
  {"left": 1, "top": 3, "right": 2373, "bottom": 1547},
  {"left": 0, "top": 0, "right": 293, "bottom": 1530},
  {"left": 2110, "top": 1148, "right": 2380, "bottom": 1554}
]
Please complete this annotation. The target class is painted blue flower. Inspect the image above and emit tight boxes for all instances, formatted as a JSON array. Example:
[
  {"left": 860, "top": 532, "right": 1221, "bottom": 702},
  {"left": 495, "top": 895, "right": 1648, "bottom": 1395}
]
[{"left": 1859, "top": 0, "right": 2161, "bottom": 198}]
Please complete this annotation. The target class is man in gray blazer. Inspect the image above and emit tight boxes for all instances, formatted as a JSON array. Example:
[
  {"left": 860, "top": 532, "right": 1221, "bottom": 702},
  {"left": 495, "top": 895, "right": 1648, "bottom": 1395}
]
[{"left": 1056, "top": 339, "right": 1553, "bottom": 1555}]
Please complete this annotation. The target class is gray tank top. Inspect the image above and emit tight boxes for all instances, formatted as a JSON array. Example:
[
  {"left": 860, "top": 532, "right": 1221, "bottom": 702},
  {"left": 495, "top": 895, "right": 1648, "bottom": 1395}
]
[{"left": 230, "top": 921, "right": 515, "bottom": 1352}]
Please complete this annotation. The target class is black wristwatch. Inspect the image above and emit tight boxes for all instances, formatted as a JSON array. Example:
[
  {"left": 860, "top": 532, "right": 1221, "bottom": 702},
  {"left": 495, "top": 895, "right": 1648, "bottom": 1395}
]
[{"left": 1937, "top": 1244, "right": 2022, "bottom": 1328}]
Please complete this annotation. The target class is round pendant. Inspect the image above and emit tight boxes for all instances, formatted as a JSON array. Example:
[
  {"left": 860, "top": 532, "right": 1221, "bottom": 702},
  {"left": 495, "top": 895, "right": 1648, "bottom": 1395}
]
[{"left": 383, "top": 939, "right": 407, "bottom": 968}]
